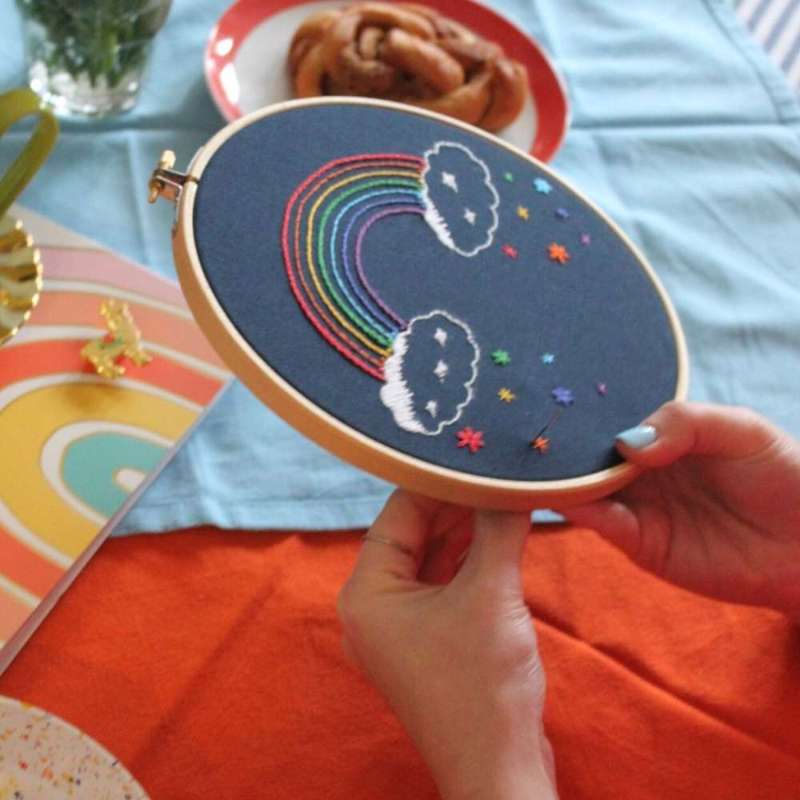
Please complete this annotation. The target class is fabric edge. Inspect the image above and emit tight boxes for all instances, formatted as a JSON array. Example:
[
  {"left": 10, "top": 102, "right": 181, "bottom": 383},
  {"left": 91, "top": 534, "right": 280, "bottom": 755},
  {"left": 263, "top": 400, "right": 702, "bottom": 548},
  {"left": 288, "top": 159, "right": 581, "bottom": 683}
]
[{"left": 706, "top": 0, "right": 800, "bottom": 129}]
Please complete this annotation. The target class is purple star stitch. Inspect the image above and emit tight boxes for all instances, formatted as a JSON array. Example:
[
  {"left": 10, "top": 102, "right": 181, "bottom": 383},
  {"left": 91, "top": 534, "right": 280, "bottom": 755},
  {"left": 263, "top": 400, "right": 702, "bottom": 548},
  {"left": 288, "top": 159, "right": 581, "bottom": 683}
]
[
  {"left": 581, "top": 233, "right": 591, "bottom": 246},
  {"left": 555, "top": 208, "right": 569, "bottom": 220},
  {"left": 596, "top": 382, "right": 608, "bottom": 396},
  {"left": 552, "top": 386, "right": 575, "bottom": 406}
]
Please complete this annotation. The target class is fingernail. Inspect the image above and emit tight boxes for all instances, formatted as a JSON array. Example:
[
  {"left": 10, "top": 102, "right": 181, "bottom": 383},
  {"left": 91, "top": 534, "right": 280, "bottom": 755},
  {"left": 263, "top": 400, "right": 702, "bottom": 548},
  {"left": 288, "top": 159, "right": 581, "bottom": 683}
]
[{"left": 616, "top": 424, "right": 657, "bottom": 449}]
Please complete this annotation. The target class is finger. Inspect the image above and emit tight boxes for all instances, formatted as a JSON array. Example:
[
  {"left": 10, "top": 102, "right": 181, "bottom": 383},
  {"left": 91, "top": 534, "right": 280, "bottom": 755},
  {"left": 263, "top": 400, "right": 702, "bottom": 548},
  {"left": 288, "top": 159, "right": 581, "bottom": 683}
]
[
  {"left": 564, "top": 499, "right": 642, "bottom": 560},
  {"left": 461, "top": 509, "right": 530, "bottom": 587},
  {"left": 354, "top": 489, "right": 445, "bottom": 583},
  {"left": 615, "top": 401, "right": 781, "bottom": 468},
  {"left": 418, "top": 510, "right": 474, "bottom": 584}
]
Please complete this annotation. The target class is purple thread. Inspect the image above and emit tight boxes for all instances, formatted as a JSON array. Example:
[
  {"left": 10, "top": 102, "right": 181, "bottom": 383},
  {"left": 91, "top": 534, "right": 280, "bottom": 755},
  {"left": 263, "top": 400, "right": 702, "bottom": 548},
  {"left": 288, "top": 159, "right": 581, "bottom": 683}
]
[
  {"left": 340, "top": 196, "right": 417, "bottom": 331},
  {"left": 355, "top": 206, "right": 425, "bottom": 329}
]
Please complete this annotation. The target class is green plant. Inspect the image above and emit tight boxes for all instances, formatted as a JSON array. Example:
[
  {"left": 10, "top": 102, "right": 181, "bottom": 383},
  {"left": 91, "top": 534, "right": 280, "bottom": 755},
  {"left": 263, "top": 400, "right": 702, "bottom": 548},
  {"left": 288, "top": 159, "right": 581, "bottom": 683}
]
[{"left": 17, "top": 0, "right": 172, "bottom": 88}]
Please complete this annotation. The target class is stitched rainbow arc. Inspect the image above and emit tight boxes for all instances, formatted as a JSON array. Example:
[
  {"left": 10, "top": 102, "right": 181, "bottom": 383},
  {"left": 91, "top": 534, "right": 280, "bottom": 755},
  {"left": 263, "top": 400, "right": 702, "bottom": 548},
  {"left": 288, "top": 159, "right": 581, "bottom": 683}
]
[{"left": 281, "top": 142, "right": 500, "bottom": 436}]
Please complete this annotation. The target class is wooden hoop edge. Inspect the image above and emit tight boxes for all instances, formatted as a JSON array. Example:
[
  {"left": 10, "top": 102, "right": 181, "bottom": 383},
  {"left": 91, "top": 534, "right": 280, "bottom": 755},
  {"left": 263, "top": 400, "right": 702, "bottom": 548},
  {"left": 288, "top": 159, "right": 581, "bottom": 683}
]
[{"left": 173, "top": 97, "right": 689, "bottom": 511}]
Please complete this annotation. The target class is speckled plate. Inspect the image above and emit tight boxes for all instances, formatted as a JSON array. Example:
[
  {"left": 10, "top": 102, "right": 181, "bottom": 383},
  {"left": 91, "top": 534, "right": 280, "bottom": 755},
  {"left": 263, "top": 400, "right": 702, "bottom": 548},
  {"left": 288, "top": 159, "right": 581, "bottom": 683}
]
[
  {"left": 0, "top": 214, "right": 42, "bottom": 347},
  {"left": 0, "top": 696, "right": 149, "bottom": 799}
]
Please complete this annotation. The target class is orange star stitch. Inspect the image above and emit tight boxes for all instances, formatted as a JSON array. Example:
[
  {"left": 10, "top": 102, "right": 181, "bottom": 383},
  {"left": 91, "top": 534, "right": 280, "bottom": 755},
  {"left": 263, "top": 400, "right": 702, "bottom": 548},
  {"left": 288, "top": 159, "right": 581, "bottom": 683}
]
[
  {"left": 548, "top": 242, "right": 570, "bottom": 264},
  {"left": 498, "top": 387, "right": 516, "bottom": 403},
  {"left": 531, "top": 436, "right": 550, "bottom": 453}
]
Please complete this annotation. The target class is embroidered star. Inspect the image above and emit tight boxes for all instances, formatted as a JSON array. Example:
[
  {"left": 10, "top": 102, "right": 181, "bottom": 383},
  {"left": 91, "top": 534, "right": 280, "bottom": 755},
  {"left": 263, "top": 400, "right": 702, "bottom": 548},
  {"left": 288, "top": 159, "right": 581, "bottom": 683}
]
[
  {"left": 425, "top": 399, "right": 439, "bottom": 418},
  {"left": 596, "top": 382, "right": 608, "bottom": 396},
  {"left": 463, "top": 208, "right": 476, "bottom": 225},
  {"left": 581, "top": 233, "right": 591, "bottom": 246},
  {"left": 503, "top": 171, "right": 514, "bottom": 183},
  {"left": 441, "top": 171, "right": 458, "bottom": 191},
  {"left": 516, "top": 205, "right": 529, "bottom": 221},
  {"left": 552, "top": 386, "right": 574, "bottom": 406},
  {"left": 534, "top": 177, "right": 552, "bottom": 194},
  {"left": 498, "top": 387, "right": 516, "bottom": 403},
  {"left": 434, "top": 359, "right": 449, "bottom": 381},
  {"left": 548, "top": 242, "right": 570, "bottom": 264},
  {"left": 491, "top": 349, "right": 511, "bottom": 366},
  {"left": 456, "top": 427, "right": 485, "bottom": 454},
  {"left": 531, "top": 436, "right": 550, "bottom": 453},
  {"left": 433, "top": 327, "right": 448, "bottom": 347},
  {"left": 541, "top": 353, "right": 555, "bottom": 365},
  {"left": 501, "top": 243, "right": 518, "bottom": 259},
  {"left": 555, "top": 208, "right": 569, "bottom": 220}
]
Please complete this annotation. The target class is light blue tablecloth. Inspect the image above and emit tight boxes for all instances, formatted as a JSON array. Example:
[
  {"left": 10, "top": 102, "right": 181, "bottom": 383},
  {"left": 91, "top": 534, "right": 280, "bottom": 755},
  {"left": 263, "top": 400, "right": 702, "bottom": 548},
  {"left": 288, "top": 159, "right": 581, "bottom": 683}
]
[{"left": 1, "top": 0, "right": 799, "bottom": 534}]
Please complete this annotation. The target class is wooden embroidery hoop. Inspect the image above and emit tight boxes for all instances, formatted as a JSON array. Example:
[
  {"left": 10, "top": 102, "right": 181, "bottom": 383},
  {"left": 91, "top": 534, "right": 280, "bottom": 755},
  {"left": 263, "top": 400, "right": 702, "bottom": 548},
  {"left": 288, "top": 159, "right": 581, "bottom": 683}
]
[{"left": 152, "top": 97, "right": 688, "bottom": 511}]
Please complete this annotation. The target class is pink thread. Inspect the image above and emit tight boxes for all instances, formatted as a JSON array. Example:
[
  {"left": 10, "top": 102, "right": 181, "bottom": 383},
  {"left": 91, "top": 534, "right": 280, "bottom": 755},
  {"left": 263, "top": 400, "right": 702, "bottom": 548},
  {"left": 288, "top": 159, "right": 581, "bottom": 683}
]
[
  {"left": 282, "top": 154, "right": 423, "bottom": 380},
  {"left": 295, "top": 159, "right": 419, "bottom": 365}
]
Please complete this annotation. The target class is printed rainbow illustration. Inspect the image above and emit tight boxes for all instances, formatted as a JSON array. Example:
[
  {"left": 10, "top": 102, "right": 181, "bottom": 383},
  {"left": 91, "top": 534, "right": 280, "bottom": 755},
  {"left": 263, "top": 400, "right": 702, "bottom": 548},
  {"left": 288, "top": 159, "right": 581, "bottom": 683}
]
[
  {"left": 0, "top": 228, "right": 229, "bottom": 652},
  {"left": 282, "top": 141, "right": 499, "bottom": 436}
]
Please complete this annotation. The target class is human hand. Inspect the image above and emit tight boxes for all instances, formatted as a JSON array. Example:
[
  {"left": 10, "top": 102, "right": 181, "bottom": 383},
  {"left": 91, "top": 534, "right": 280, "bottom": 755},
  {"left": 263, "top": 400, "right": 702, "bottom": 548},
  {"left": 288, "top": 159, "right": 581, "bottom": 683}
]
[
  {"left": 568, "top": 402, "right": 800, "bottom": 618},
  {"left": 337, "top": 490, "right": 557, "bottom": 800}
]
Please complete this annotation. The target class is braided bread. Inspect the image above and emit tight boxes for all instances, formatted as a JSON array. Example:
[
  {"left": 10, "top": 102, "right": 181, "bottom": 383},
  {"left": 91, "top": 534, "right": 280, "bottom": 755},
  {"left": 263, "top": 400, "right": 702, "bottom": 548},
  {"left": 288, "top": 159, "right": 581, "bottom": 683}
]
[{"left": 288, "top": 2, "right": 528, "bottom": 132}]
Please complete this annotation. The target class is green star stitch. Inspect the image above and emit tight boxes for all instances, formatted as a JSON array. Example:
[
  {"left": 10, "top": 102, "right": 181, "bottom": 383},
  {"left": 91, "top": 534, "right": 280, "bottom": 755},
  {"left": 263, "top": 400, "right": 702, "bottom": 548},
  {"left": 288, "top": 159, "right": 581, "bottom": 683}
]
[{"left": 491, "top": 349, "right": 511, "bottom": 366}]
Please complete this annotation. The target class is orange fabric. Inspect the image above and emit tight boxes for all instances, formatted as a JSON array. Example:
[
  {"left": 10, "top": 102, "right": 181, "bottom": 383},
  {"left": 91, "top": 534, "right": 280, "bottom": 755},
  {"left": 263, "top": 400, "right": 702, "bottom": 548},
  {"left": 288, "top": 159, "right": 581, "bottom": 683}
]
[{"left": 1, "top": 526, "right": 798, "bottom": 799}]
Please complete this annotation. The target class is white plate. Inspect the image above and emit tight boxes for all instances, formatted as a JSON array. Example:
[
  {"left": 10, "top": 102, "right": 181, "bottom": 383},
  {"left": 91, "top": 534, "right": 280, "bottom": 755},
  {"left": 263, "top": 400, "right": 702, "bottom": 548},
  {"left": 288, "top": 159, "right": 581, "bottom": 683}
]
[{"left": 205, "top": 0, "right": 570, "bottom": 161}]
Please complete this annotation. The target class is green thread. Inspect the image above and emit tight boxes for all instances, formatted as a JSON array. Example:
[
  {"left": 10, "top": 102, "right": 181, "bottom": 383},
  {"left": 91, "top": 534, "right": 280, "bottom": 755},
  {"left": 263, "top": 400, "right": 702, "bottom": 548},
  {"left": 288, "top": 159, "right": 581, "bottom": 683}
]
[
  {"left": 491, "top": 349, "right": 511, "bottom": 366},
  {"left": 314, "top": 175, "right": 421, "bottom": 348}
]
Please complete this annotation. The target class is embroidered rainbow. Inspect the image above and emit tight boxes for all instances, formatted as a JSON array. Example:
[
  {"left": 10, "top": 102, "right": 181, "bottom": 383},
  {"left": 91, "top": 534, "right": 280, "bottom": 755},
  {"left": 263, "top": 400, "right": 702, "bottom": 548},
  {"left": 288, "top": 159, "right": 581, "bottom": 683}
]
[{"left": 281, "top": 142, "right": 499, "bottom": 435}]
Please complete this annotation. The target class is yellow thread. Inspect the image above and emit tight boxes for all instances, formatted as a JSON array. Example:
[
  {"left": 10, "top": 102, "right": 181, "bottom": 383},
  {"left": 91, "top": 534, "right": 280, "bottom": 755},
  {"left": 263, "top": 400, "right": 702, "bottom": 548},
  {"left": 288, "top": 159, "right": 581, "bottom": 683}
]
[{"left": 305, "top": 169, "right": 421, "bottom": 358}]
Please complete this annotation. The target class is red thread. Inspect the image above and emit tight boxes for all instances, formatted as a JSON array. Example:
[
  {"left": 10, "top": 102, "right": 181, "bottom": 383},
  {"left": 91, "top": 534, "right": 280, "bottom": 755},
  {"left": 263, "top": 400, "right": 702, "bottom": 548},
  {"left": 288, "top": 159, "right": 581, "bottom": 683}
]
[
  {"left": 456, "top": 427, "right": 485, "bottom": 453},
  {"left": 282, "top": 154, "right": 423, "bottom": 381},
  {"left": 293, "top": 159, "right": 420, "bottom": 372}
]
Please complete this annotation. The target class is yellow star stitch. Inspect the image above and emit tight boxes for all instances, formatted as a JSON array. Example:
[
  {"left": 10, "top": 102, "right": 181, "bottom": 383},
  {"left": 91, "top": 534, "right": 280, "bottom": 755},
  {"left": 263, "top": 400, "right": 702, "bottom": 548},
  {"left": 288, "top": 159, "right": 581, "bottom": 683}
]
[
  {"left": 516, "top": 205, "right": 529, "bottom": 221},
  {"left": 498, "top": 387, "right": 516, "bottom": 403}
]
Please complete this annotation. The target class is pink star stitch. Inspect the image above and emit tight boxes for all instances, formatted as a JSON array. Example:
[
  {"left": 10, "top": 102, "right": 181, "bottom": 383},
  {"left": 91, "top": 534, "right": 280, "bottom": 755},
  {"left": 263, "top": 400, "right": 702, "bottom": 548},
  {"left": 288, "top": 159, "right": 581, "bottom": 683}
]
[
  {"left": 456, "top": 427, "right": 485, "bottom": 454},
  {"left": 501, "top": 243, "right": 519, "bottom": 260},
  {"left": 596, "top": 382, "right": 608, "bottom": 396},
  {"left": 581, "top": 233, "right": 592, "bottom": 246}
]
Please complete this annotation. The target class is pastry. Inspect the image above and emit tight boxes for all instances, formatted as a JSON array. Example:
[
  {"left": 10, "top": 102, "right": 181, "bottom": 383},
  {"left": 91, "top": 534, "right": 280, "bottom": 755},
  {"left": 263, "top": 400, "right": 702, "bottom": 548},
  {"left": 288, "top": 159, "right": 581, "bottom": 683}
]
[{"left": 287, "top": 2, "right": 528, "bottom": 132}]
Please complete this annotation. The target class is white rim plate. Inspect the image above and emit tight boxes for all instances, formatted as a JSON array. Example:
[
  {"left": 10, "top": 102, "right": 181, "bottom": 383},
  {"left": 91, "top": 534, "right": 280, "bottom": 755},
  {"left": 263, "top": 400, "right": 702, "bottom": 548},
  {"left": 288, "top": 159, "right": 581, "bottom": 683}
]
[{"left": 0, "top": 695, "right": 149, "bottom": 799}]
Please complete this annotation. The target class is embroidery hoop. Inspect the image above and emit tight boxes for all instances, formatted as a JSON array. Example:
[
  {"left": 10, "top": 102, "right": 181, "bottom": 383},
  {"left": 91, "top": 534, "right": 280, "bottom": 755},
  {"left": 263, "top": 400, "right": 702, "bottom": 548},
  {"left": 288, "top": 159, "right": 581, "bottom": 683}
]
[{"left": 155, "top": 98, "right": 688, "bottom": 511}]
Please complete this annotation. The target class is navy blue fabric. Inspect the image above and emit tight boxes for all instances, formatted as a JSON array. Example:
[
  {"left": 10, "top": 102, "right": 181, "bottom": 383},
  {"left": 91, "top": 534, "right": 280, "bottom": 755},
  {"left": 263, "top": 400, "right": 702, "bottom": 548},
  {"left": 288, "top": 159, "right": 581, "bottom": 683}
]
[{"left": 192, "top": 102, "right": 680, "bottom": 482}]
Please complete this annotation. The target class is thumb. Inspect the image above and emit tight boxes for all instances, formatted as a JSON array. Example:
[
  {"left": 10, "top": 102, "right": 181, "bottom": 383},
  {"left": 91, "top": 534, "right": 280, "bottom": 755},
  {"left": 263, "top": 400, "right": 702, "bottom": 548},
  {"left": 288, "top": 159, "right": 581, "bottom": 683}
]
[
  {"left": 461, "top": 509, "right": 531, "bottom": 587},
  {"left": 614, "top": 401, "right": 781, "bottom": 468}
]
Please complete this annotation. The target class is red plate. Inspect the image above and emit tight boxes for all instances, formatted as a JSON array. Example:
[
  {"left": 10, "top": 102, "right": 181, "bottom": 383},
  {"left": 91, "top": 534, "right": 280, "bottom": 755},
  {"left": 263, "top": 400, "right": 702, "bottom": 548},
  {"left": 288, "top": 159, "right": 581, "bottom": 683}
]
[{"left": 205, "top": 0, "right": 570, "bottom": 161}]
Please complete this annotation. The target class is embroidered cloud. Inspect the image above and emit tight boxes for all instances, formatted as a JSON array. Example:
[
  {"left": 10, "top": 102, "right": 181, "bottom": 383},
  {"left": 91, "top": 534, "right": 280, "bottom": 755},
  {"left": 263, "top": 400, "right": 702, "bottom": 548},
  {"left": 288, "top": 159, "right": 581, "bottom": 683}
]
[
  {"left": 420, "top": 141, "right": 499, "bottom": 258},
  {"left": 380, "top": 310, "right": 479, "bottom": 436}
]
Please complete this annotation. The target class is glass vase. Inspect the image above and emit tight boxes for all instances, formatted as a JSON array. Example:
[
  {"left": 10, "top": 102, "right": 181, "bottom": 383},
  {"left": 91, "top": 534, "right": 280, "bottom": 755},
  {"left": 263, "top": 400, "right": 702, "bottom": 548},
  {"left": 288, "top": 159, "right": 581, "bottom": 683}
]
[{"left": 17, "top": 0, "right": 172, "bottom": 118}]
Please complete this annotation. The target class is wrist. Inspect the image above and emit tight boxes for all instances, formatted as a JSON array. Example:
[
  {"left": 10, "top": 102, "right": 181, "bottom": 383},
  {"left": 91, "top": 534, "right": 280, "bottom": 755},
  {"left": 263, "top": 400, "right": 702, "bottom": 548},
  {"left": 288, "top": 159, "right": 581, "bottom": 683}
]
[
  {"left": 442, "top": 759, "right": 557, "bottom": 800},
  {"left": 432, "top": 701, "right": 557, "bottom": 800}
]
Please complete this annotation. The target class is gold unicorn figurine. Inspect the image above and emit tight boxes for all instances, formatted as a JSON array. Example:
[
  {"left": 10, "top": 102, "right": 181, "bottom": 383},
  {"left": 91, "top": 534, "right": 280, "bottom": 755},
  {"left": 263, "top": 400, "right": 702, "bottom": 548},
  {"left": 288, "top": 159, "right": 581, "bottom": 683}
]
[{"left": 81, "top": 299, "right": 152, "bottom": 379}]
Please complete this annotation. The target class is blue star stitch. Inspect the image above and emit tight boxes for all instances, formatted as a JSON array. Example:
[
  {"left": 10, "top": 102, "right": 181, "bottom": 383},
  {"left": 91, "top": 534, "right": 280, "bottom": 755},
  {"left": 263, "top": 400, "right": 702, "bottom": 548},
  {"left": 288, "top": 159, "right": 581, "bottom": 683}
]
[
  {"left": 541, "top": 353, "right": 555, "bottom": 365},
  {"left": 534, "top": 178, "right": 552, "bottom": 194},
  {"left": 552, "top": 386, "right": 574, "bottom": 406}
]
